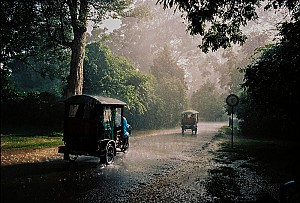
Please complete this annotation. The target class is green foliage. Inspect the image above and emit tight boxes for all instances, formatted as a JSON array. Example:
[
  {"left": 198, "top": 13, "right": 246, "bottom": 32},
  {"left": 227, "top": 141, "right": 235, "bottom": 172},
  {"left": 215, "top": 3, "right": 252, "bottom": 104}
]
[
  {"left": 1, "top": 91, "right": 64, "bottom": 131},
  {"left": 0, "top": 68, "right": 19, "bottom": 103},
  {"left": 84, "top": 41, "right": 155, "bottom": 115},
  {"left": 1, "top": 0, "right": 131, "bottom": 63},
  {"left": 1, "top": 0, "right": 132, "bottom": 96},
  {"left": 7, "top": 61, "right": 66, "bottom": 97},
  {"left": 105, "top": 1, "right": 193, "bottom": 74},
  {"left": 151, "top": 77, "right": 187, "bottom": 127},
  {"left": 191, "top": 82, "right": 225, "bottom": 121},
  {"left": 1, "top": 1, "right": 41, "bottom": 66},
  {"left": 2, "top": 39, "right": 188, "bottom": 132},
  {"left": 84, "top": 41, "right": 188, "bottom": 129},
  {"left": 151, "top": 45, "right": 185, "bottom": 83},
  {"left": 157, "top": 0, "right": 300, "bottom": 52},
  {"left": 149, "top": 45, "right": 188, "bottom": 127},
  {"left": 1, "top": 0, "right": 71, "bottom": 96},
  {"left": 238, "top": 20, "right": 300, "bottom": 138}
]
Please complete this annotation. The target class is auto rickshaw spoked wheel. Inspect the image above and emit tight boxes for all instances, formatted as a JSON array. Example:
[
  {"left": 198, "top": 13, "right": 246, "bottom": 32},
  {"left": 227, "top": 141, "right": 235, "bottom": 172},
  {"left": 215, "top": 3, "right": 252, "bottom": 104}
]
[
  {"left": 69, "top": 154, "right": 78, "bottom": 161},
  {"left": 105, "top": 143, "right": 115, "bottom": 165},
  {"left": 64, "top": 153, "right": 78, "bottom": 162}
]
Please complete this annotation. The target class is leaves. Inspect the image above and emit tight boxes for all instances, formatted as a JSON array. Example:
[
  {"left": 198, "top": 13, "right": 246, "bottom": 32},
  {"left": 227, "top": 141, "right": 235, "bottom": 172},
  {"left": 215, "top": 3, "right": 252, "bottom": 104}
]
[
  {"left": 191, "top": 82, "right": 225, "bottom": 121},
  {"left": 157, "top": 0, "right": 298, "bottom": 52},
  {"left": 84, "top": 41, "right": 154, "bottom": 114},
  {"left": 149, "top": 45, "right": 188, "bottom": 127},
  {"left": 238, "top": 18, "right": 300, "bottom": 136}
]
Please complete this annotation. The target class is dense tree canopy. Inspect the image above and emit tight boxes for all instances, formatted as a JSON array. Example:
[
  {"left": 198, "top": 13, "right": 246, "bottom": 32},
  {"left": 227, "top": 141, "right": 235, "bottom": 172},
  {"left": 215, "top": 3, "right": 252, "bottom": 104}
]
[
  {"left": 237, "top": 18, "right": 300, "bottom": 138},
  {"left": 156, "top": 0, "right": 300, "bottom": 138},
  {"left": 157, "top": 0, "right": 300, "bottom": 52},
  {"left": 1, "top": 40, "right": 188, "bottom": 130},
  {"left": 191, "top": 82, "right": 225, "bottom": 121},
  {"left": 84, "top": 41, "right": 188, "bottom": 129},
  {"left": 1, "top": 0, "right": 131, "bottom": 97},
  {"left": 150, "top": 45, "right": 188, "bottom": 127},
  {"left": 84, "top": 41, "right": 155, "bottom": 114}
]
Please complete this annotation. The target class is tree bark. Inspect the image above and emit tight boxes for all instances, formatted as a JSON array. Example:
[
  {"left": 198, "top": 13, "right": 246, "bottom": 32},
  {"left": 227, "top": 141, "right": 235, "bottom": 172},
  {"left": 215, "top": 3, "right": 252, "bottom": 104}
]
[{"left": 64, "top": 0, "right": 88, "bottom": 98}]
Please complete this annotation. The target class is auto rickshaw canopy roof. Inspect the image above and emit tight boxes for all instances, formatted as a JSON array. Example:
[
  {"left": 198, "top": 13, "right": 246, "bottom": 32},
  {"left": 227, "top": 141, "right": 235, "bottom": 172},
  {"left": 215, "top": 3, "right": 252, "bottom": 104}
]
[
  {"left": 64, "top": 94, "right": 126, "bottom": 106},
  {"left": 181, "top": 110, "right": 199, "bottom": 115}
]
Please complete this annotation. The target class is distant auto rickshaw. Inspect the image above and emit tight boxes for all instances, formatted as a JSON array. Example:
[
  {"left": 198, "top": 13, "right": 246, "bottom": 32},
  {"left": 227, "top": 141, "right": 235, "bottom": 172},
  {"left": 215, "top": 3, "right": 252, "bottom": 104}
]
[
  {"left": 181, "top": 110, "right": 199, "bottom": 135},
  {"left": 58, "top": 94, "right": 127, "bottom": 165}
]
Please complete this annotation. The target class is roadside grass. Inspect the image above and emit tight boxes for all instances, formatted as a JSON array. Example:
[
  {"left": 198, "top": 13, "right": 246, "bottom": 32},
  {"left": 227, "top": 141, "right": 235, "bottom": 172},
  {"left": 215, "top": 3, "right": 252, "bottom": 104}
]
[
  {"left": 0, "top": 126, "right": 176, "bottom": 151},
  {"left": 0, "top": 127, "right": 176, "bottom": 151},
  {"left": 205, "top": 126, "right": 300, "bottom": 202},
  {"left": 216, "top": 126, "right": 299, "bottom": 181},
  {"left": 1, "top": 131, "right": 64, "bottom": 150}
]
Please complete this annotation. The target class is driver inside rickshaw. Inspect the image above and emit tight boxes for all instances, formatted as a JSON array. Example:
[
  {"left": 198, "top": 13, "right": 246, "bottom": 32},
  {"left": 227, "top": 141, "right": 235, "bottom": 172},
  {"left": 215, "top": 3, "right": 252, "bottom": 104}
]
[
  {"left": 122, "top": 116, "right": 131, "bottom": 148},
  {"left": 191, "top": 114, "right": 196, "bottom": 123}
]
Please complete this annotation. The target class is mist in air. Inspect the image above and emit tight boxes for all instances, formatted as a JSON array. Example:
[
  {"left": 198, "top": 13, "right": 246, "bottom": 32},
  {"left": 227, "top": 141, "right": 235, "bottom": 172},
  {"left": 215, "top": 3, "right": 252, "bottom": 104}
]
[{"left": 89, "top": 0, "right": 284, "bottom": 96}]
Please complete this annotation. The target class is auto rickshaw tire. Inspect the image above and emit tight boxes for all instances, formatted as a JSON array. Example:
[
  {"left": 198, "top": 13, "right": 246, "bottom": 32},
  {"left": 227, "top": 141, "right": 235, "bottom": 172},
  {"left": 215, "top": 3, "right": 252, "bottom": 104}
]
[
  {"left": 69, "top": 154, "right": 78, "bottom": 161},
  {"left": 64, "top": 153, "right": 78, "bottom": 162},
  {"left": 182, "top": 128, "right": 184, "bottom": 135},
  {"left": 105, "top": 143, "right": 115, "bottom": 165}
]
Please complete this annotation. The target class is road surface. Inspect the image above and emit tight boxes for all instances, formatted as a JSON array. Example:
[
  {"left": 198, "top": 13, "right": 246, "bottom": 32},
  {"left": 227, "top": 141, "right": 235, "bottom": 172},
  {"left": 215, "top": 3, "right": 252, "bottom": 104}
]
[{"left": 1, "top": 122, "right": 226, "bottom": 203}]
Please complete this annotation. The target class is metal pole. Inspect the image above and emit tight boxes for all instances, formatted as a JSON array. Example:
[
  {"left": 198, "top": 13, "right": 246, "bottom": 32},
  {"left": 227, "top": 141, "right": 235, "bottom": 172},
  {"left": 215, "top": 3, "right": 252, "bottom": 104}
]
[{"left": 231, "top": 106, "right": 234, "bottom": 148}]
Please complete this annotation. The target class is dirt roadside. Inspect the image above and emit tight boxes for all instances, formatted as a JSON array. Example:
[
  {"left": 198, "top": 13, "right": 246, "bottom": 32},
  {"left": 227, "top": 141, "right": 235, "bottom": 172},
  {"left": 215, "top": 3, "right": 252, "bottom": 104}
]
[{"left": 1, "top": 147, "right": 63, "bottom": 166}]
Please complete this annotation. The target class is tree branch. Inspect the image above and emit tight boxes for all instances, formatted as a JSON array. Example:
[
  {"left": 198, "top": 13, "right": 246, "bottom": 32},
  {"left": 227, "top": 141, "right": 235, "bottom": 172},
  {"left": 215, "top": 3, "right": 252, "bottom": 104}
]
[{"left": 40, "top": 1, "right": 72, "bottom": 48}]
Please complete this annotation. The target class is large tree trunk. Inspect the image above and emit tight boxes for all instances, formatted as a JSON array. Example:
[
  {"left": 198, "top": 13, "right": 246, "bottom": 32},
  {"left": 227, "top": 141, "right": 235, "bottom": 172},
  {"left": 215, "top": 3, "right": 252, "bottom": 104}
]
[
  {"left": 65, "top": 31, "right": 86, "bottom": 97},
  {"left": 64, "top": 0, "right": 88, "bottom": 98}
]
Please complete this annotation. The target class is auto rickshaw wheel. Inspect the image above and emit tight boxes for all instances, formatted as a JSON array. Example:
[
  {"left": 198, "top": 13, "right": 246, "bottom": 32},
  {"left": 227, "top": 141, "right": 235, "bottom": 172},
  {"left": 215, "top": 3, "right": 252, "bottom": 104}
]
[
  {"left": 182, "top": 127, "right": 184, "bottom": 135},
  {"left": 69, "top": 154, "right": 78, "bottom": 161},
  {"left": 63, "top": 153, "right": 78, "bottom": 162},
  {"left": 105, "top": 143, "right": 115, "bottom": 165}
]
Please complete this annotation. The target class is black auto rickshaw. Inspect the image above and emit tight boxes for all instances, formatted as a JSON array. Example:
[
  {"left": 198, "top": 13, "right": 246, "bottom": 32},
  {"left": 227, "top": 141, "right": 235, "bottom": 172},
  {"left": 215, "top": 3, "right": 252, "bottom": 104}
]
[
  {"left": 58, "top": 94, "right": 127, "bottom": 165},
  {"left": 181, "top": 110, "right": 199, "bottom": 135}
]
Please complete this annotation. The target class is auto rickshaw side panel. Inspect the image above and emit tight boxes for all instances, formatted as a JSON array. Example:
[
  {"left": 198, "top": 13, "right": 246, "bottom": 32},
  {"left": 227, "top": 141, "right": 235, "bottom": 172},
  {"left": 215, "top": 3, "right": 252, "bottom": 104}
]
[{"left": 58, "top": 94, "right": 127, "bottom": 162}]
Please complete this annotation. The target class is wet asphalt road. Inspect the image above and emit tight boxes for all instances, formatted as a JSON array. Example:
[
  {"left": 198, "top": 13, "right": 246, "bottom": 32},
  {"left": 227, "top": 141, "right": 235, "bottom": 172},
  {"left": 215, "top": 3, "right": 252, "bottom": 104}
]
[{"left": 1, "top": 122, "right": 226, "bottom": 203}]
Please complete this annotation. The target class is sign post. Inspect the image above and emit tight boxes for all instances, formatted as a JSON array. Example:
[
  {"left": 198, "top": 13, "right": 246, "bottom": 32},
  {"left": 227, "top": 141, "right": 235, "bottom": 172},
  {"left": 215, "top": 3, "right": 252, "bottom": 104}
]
[{"left": 226, "top": 94, "right": 239, "bottom": 148}]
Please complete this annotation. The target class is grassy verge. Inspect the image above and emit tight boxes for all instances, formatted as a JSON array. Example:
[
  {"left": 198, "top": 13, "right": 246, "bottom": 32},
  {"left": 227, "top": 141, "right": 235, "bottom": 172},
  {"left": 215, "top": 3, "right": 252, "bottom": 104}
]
[
  {"left": 204, "top": 126, "right": 300, "bottom": 202},
  {"left": 217, "top": 127, "right": 298, "bottom": 180},
  {"left": 0, "top": 128, "right": 176, "bottom": 151},
  {"left": 1, "top": 133, "right": 63, "bottom": 150},
  {"left": 1, "top": 126, "right": 177, "bottom": 151}
]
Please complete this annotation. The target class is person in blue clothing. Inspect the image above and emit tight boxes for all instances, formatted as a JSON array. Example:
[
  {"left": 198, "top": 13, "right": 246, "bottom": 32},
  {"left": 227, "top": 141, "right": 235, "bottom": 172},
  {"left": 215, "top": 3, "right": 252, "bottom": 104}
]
[
  {"left": 122, "top": 116, "right": 131, "bottom": 151},
  {"left": 122, "top": 116, "right": 129, "bottom": 137}
]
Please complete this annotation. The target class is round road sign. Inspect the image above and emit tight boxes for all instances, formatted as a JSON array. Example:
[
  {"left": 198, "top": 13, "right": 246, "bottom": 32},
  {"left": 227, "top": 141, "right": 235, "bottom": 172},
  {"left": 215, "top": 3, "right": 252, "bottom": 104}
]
[{"left": 226, "top": 94, "right": 239, "bottom": 107}]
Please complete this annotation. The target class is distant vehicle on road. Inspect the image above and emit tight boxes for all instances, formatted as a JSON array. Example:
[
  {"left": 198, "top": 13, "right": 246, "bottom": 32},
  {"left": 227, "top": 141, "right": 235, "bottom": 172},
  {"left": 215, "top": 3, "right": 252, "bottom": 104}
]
[
  {"left": 181, "top": 110, "right": 199, "bottom": 135},
  {"left": 58, "top": 94, "right": 127, "bottom": 165}
]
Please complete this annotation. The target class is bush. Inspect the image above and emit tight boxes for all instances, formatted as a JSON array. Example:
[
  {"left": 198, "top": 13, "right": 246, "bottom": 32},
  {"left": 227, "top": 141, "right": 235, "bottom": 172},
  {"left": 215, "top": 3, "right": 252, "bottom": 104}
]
[{"left": 1, "top": 91, "right": 64, "bottom": 132}]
